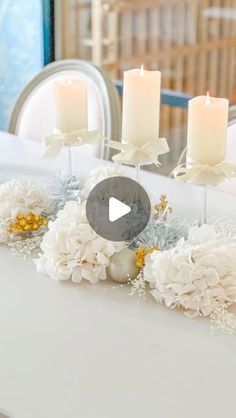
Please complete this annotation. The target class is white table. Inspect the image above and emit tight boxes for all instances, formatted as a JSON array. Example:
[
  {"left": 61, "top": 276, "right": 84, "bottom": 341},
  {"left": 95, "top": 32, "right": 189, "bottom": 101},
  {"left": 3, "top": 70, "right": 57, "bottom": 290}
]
[{"left": 1, "top": 132, "right": 236, "bottom": 418}]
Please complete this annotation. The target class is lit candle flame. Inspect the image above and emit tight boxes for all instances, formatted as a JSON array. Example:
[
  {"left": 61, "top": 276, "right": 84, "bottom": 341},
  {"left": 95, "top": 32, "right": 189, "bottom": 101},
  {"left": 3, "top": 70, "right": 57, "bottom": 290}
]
[
  {"left": 205, "top": 91, "right": 211, "bottom": 106},
  {"left": 139, "top": 65, "right": 145, "bottom": 76}
]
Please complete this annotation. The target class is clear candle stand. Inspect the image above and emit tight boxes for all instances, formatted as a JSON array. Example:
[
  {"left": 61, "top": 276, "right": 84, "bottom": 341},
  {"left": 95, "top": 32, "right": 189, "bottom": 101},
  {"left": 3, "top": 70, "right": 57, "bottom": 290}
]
[
  {"left": 43, "top": 128, "right": 102, "bottom": 175},
  {"left": 173, "top": 148, "right": 236, "bottom": 225}
]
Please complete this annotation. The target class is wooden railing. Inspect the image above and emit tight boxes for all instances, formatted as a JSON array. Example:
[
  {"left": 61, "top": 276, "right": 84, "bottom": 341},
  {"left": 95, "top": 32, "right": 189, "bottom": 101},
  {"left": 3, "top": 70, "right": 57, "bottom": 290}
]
[
  {"left": 115, "top": 81, "right": 192, "bottom": 109},
  {"left": 58, "top": 0, "right": 236, "bottom": 96}
]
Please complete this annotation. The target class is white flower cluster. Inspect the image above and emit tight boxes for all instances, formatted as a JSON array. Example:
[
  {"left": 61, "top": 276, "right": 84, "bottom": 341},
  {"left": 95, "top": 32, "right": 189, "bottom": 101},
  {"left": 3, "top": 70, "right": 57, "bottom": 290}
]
[
  {"left": 81, "top": 163, "right": 130, "bottom": 200},
  {"left": 144, "top": 225, "right": 236, "bottom": 318},
  {"left": 35, "top": 201, "right": 123, "bottom": 284},
  {"left": 0, "top": 179, "right": 53, "bottom": 243}
]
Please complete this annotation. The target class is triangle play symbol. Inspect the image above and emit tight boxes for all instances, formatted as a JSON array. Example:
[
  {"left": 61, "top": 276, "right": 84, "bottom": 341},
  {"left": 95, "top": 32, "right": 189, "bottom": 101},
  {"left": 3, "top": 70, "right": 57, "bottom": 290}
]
[{"left": 109, "top": 197, "right": 131, "bottom": 222}]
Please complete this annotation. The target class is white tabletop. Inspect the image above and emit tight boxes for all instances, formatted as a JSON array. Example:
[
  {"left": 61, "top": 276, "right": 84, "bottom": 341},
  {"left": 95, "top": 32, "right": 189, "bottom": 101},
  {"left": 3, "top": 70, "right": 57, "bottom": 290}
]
[{"left": 0, "top": 132, "right": 236, "bottom": 418}]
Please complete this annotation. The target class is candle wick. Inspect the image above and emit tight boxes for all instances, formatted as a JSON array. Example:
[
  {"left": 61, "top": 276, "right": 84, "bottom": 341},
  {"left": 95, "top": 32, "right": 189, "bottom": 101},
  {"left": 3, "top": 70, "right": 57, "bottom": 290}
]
[
  {"left": 139, "top": 65, "right": 145, "bottom": 76},
  {"left": 205, "top": 92, "right": 211, "bottom": 106}
]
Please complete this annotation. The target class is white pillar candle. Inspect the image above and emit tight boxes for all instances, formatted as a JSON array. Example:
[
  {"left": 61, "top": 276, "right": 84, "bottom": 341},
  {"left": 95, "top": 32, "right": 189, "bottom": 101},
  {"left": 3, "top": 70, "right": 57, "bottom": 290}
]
[
  {"left": 187, "top": 94, "right": 229, "bottom": 165},
  {"left": 53, "top": 78, "right": 87, "bottom": 133},
  {"left": 122, "top": 67, "right": 161, "bottom": 147}
]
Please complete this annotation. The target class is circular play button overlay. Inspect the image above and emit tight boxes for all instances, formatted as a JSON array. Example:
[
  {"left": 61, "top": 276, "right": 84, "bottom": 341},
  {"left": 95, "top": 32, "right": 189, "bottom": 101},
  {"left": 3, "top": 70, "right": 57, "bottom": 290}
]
[{"left": 86, "top": 176, "right": 151, "bottom": 242}]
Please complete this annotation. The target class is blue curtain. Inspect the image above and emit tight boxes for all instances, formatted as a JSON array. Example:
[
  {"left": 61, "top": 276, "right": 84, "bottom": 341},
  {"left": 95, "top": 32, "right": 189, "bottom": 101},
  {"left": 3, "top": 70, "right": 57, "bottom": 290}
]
[{"left": 0, "top": 0, "right": 43, "bottom": 131}]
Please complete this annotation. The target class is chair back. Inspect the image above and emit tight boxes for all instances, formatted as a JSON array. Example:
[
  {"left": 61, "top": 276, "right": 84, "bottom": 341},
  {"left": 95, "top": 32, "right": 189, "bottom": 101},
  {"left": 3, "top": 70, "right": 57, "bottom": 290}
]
[{"left": 8, "top": 60, "right": 121, "bottom": 159}]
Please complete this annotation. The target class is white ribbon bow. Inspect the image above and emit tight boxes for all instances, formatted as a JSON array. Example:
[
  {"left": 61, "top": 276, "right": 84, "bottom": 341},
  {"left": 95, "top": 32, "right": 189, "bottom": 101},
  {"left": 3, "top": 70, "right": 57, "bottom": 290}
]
[
  {"left": 43, "top": 129, "right": 101, "bottom": 159},
  {"left": 173, "top": 161, "right": 236, "bottom": 186},
  {"left": 108, "top": 138, "right": 169, "bottom": 166}
]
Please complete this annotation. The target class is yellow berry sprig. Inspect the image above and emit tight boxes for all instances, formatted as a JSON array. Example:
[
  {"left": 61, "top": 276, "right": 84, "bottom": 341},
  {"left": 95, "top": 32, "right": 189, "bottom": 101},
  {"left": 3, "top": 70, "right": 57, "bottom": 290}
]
[
  {"left": 154, "top": 194, "right": 173, "bottom": 221},
  {"left": 7, "top": 213, "right": 48, "bottom": 235},
  {"left": 135, "top": 246, "right": 158, "bottom": 269}
]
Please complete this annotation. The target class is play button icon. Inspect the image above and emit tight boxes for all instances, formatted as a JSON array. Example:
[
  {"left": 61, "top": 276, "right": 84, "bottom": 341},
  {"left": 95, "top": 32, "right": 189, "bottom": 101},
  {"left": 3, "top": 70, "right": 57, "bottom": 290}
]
[
  {"left": 109, "top": 197, "right": 131, "bottom": 222},
  {"left": 86, "top": 176, "right": 151, "bottom": 242}
]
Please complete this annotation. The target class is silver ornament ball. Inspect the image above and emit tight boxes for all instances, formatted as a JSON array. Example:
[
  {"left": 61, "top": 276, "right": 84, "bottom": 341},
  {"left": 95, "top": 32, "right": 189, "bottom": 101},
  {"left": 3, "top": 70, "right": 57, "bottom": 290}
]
[{"left": 107, "top": 248, "right": 140, "bottom": 284}]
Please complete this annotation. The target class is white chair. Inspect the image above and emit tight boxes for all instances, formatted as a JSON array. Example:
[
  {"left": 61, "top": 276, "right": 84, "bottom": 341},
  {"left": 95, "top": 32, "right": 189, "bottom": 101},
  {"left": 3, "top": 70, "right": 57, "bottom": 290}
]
[{"left": 8, "top": 59, "right": 121, "bottom": 159}]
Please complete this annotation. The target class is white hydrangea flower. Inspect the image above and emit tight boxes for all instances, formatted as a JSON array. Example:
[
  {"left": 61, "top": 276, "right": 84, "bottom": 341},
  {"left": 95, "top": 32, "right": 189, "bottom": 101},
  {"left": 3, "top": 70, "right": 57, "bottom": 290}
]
[
  {"left": 144, "top": 225, "right": 236, "bottom": 318},
  {"left": 35, "top": 201, "right": 124, "bottom": 284},
  {"left": 0, "top": 179, "right": 53, "bottom": 243},
  {"left": 81, "top": 164, "right": 131, "bottom": 200}
]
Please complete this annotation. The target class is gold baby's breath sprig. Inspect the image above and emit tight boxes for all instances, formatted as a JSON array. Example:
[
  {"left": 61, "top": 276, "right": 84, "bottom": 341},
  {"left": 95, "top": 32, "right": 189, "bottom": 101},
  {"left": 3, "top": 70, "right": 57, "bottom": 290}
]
[
  {"left": 135, "top": 246, "right": 158, "bottom": 269},
  {"left": 154, "top": 194, "right": 173, "bottom": 221},
  {"left": 8, "top": 213, "right": 48, "bottom": 236}
]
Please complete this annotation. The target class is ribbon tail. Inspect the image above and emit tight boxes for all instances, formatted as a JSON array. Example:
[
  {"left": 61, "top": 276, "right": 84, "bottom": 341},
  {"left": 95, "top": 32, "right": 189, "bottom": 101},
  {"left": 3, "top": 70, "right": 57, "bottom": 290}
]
[
  {"left": 142, "top": 150, "right": 162, "bottom": 167},
  {"left": 42, "top": 135, "right": 64, "bottom": 159},
  {"left": 172, "top": 165, "right": 190, "bottom": 182},
  {"left": 152, "top": 158, "right": 162, "bottom": 168}
]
